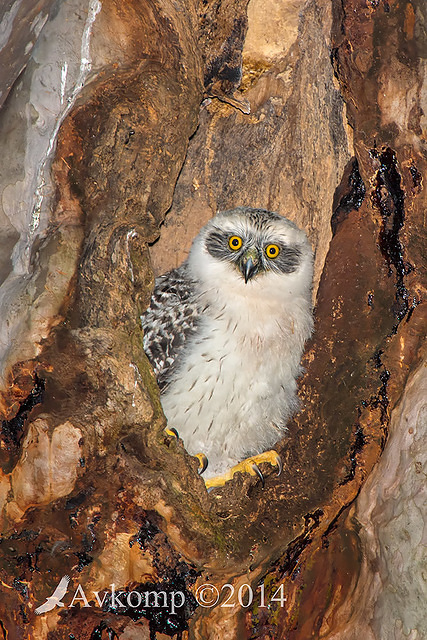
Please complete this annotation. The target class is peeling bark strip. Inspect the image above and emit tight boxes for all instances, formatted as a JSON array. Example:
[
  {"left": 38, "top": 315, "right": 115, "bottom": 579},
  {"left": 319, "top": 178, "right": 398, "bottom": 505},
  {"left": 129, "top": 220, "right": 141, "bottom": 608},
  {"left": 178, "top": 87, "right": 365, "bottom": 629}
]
[{"left": 0, "top": 0, "right": 426, "bottom": 639}]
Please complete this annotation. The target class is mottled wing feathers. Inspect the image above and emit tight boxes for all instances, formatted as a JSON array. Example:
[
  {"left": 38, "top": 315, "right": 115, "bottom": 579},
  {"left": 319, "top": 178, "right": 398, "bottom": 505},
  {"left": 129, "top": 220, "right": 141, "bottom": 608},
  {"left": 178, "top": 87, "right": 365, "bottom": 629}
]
[{"left": 141, "top": 264, "right": 200, "bottom": 390}]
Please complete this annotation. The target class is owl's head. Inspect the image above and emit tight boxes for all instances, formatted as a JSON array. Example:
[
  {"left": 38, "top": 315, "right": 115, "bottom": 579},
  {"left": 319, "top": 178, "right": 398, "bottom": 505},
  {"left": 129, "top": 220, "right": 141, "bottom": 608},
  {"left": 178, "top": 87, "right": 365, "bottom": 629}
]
[{"left": 187, "top": 207, "right": 313, "bottom": 299}]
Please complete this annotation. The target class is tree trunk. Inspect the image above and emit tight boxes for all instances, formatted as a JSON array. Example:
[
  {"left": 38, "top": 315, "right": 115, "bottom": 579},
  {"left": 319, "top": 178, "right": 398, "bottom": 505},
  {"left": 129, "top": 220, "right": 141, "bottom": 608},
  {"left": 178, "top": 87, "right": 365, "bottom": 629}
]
[{"left": 0, "top": 1, "right": 425, "bottom": 639}]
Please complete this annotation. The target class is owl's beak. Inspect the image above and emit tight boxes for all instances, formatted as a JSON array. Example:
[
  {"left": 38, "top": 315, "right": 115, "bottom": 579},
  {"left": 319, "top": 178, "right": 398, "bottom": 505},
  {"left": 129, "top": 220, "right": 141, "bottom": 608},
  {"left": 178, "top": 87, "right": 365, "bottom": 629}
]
[{"left": 241, "top": 251, "right": 260, "bottom": 282}]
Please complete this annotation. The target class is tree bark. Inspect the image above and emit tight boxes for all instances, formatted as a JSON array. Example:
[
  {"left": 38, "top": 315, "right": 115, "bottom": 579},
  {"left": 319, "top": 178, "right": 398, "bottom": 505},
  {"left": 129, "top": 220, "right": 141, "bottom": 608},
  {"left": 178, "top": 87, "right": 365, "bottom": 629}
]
[{"left": 0, "top": 0, "right": 425, "bottom": 639}]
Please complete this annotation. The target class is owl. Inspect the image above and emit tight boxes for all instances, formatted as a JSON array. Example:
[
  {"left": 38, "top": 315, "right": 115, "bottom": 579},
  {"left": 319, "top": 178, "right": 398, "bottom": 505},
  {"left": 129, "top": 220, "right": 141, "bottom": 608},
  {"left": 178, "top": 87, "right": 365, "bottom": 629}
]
[{"left": 141, "top": 207, "right": 314, "bottom": 484}]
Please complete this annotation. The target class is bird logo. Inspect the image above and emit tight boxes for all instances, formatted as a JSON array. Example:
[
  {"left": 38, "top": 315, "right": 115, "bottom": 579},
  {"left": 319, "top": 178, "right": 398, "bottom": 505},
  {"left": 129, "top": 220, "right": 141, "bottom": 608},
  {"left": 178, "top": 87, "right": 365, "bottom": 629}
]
[{"left": 35, "top": 575, "right": 70, "bottom": 615}]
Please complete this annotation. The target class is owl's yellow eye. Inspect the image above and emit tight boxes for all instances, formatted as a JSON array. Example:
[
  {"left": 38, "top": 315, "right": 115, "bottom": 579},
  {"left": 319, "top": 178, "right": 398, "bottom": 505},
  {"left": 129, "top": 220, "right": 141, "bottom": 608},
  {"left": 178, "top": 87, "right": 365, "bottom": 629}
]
[
  {"left": 228, "top": 235, "right": 243, "bottom": 251},
  {"left": 265, "top": 243, "right": 280, "bottom": 259}
]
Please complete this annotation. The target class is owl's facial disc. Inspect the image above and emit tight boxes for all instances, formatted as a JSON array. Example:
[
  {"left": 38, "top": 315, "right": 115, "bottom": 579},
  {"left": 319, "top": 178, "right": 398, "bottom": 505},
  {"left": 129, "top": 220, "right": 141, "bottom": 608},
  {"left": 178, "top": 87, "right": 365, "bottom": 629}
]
[
  {"left": 203, "top": 220, "right": 303, "bottom": 282},
  {"left": 240, "top": 249, "right": 260, "bottom": 283}
]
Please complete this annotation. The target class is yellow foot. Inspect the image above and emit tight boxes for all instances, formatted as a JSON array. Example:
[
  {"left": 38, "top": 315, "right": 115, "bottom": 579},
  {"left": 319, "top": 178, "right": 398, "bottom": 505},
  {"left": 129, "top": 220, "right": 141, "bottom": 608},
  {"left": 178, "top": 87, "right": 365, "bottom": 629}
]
[
  {"left": 164, "top": 427, "right": 179, "bottom": 439},
  {"left": 194, "top": 453, "right": 208, "bottom": 474},
  {"left": 205, "top": 450, "right": 282, "bottom": 489}
]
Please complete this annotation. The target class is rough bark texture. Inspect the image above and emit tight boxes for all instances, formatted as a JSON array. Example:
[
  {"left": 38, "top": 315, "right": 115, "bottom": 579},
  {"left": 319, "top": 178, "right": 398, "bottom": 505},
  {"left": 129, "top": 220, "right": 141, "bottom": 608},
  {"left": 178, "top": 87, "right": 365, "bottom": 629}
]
[{"left": 0, "top": 0, "right": 425, "bottom": 639}]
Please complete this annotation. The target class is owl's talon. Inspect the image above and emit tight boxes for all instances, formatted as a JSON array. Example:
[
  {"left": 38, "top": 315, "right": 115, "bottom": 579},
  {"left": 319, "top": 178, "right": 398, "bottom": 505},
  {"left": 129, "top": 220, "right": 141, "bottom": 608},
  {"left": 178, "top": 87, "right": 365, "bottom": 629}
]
[
  {"left": 205, "top": 450, "right": 282, "bottom": 489},
  {"left": 194, "top": 453, "right": 208, "bottom": 474},
  {"left": 251, "top": 463, "right": 265, "bottom": 488},
  {"left": 165, "top": 427, "right": 179, "bottom": 439}
]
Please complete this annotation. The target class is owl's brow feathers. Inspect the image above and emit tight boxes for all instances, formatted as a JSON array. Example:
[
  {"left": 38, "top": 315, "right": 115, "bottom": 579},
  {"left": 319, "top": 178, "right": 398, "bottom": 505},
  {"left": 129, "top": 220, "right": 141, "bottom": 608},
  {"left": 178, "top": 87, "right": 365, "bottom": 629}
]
[{"left": 204, "top": 227, "right": 302, "bottom": 274}]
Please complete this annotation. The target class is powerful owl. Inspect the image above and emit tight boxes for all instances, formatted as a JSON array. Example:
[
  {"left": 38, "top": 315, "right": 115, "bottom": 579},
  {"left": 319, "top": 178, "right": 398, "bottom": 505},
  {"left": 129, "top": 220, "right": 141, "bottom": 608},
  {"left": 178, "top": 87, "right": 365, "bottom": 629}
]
[{"left": 141, "top": 207, "right": 313, "bottom": 486}]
